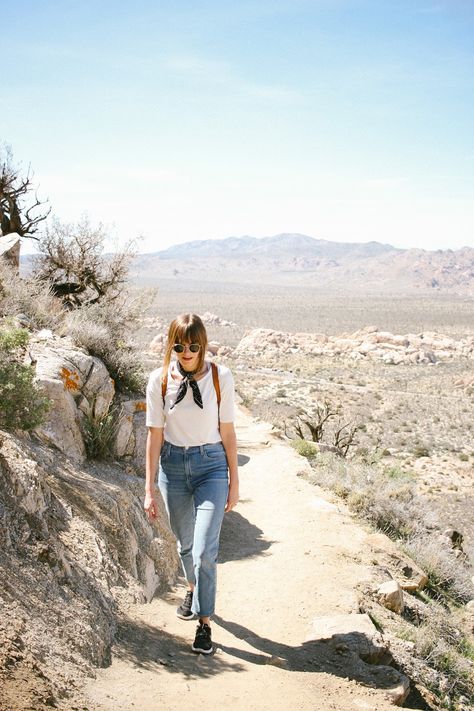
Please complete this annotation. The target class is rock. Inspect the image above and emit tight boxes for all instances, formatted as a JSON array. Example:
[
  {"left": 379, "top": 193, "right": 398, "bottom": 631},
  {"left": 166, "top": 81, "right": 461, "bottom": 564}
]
[
  {"left": 36, "top": 329, "right": 54, "bottom": 341},
  {"left": 306, "top": 613, "right": 391, "bottom": 664},
  {"left": 114, "top": 398, "right": 147, "bottom": 470},
  {"left": 376, "top": 581, "right": 404, "bottom": 614},
  {"left": 364, "top": 533, "right": 428, "bottom": 591},
  {"left": 31, "top": 337, "right": 115, "bottom": 461},
  {"left": 266, "top": 655, "right": 288, "bottom": 668},
  {"left": 201, "top": 311, "right": 237, "bottom": 327},
  {"left": 206, "top": 341, "right": 220, "bottom": 356},
  {"left": 0, "top": 232, "right": 21, "bottom": 268},
  {"left": 384, "top": 673, "right": 411, "bottom": 706},
  {"left": 306, "top": 614, "right": 410, "bottom": 705},
  {"left": 0, "top": 429, "right": 180, "bottom": 706}
]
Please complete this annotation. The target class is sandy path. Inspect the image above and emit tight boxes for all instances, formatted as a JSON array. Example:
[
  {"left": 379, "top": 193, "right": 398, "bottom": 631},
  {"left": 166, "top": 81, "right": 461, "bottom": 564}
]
[{"left": 81, "top": 409, "right": 402, "bottom": 711}]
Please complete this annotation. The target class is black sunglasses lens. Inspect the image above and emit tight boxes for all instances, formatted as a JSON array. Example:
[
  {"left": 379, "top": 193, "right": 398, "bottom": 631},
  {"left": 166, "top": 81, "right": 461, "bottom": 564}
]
[{"left": 173, "top": 343, "right": 200, "bottom": 353}]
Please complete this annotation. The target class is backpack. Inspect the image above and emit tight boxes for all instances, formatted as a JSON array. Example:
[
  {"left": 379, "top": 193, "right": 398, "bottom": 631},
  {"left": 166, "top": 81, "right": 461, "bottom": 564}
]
[{"left": 161, "top": 362, "right": 221, "bottom": 412}]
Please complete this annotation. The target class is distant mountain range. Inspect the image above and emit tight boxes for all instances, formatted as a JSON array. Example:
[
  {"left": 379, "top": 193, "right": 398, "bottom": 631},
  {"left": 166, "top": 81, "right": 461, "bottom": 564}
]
[
  {"left": 154, "top": 234, "right": 397, "bottom": 260},
  {"left": 131, "top": 233, "right": 474, "bottom": 294}
]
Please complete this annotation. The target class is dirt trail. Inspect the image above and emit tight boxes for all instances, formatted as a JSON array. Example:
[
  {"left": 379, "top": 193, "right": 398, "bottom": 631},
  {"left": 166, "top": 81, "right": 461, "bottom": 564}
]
[{"left": 81, "top": 408, "right": 405, "bottom": 711}]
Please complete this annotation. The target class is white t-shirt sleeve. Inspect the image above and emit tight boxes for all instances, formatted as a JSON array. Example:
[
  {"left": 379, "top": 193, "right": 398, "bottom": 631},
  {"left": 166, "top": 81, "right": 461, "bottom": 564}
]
[
  {"left": 146, "top": 368, "right": 165, "bottom": 428},
  {"left": 218, "top": 366, "right": 235, "bottom": 423}
]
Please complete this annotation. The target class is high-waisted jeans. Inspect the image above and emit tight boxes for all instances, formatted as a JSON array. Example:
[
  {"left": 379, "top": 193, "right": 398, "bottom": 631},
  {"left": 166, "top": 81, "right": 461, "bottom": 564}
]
[{"left": 158, "top": 441, "right": 229, "bottom": 618}]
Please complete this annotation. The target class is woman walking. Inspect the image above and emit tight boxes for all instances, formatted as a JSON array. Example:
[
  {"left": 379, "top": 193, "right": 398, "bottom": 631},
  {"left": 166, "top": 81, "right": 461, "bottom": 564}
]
[{"left": 144, "top": 313, "right": 239, "bottom": 653}]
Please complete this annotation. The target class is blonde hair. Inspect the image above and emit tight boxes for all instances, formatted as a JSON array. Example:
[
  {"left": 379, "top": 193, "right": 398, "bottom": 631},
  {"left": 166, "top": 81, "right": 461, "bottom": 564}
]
[{"left": 162, "top": 313, "right": 208, "bottom": 375}]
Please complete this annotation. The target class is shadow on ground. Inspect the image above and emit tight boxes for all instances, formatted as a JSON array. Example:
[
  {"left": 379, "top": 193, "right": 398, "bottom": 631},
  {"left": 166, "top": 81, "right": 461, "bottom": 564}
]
[
  {"left": 219, "top": 510, "right": 275, "bottom": 562},
  {"left": 212, "top": 616, "right": 433, "bottom": 710},
  {"left": 112, "top": 615, "right": 244, "bottom": 679}
]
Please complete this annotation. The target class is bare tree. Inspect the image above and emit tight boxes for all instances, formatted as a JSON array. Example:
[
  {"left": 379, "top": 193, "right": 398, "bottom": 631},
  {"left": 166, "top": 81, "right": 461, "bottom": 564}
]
[
  {"left": 284, "top": 399, "right": 340, "bottom": 442},
  {"left": 34, "top": 216, "right": 137, "bottom": 308},
  {"left": 332, "top": 422, "right": 359, "bottom": 457},
  {"left": 285, "top": 399, "right": 360, "bottom": 458},
  {"left": 0, "top": 144, "right": 50, "bottom": 239}
]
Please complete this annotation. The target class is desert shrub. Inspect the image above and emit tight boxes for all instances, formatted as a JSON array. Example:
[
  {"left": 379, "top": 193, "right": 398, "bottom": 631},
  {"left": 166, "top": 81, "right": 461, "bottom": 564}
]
[
  {"left": 403, "top": 535, "right": 474, "bottom": 604},
  {"left": 413, "top": 444, "right": 430, "bottom": 458},
  {"left": 291, "top": 438, "right": 318, "bottom": 458},
  {"left": 413, "top": 616, "right": 474, "bottom": 702},
  {"left": 307, "top": 453, "right": 429, "bottom": 539},
  {"left": 82, "top": 400, "right": 120, "bottom": 460},
  {"left": 0, "top": 261, "right": 63, "bottom": 330},
  {"left": 61, "top": 290, "right": 153, "bottom": 393},
  {"left": 0, "top": 323, "right": 51, "bottom": 430}
]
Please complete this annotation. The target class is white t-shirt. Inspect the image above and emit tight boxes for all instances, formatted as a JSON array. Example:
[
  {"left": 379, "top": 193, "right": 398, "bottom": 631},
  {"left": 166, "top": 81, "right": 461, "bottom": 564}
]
[{"left": 146, "top": 362, "right": 235, "bottom": 446}]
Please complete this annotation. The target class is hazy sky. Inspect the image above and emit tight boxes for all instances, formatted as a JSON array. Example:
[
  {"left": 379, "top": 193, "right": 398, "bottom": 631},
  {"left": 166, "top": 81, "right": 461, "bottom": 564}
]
[{"left": 2, "top": 0, "right": 474, "bottom": 253}]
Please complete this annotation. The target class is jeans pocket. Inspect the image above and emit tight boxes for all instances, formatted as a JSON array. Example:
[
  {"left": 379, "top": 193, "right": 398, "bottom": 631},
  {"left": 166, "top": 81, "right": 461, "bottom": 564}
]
[
  {"left": 203, "top": 445, "right": 226, "bottom": 461},
  {"left": 160, "top": 442, "right": 171, "bottom": 461}
]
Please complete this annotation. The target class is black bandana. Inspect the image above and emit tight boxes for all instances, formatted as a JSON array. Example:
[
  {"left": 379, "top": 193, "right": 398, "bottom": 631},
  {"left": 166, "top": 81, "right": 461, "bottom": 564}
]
[{"left": 170, "top": 361, "right": 203, "bottom": 410}]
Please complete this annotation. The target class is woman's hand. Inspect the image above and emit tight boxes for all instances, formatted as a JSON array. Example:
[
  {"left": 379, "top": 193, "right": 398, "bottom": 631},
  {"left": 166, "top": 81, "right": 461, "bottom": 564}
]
[
  {"left": 144, "top": 493, "right": 158, "bottom": 520},
  {"left": 225, "top": 480, "right": 239, "bottom": 513}
]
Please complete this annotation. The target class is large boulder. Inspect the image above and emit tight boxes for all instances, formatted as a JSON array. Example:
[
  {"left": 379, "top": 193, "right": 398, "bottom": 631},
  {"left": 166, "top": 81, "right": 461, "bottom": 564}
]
[
  {"left": 30, "top": 336, "right": 115, "bottom": 461},
  {"left": 306, "top": 614, "right": 410, "bottom": 706}
]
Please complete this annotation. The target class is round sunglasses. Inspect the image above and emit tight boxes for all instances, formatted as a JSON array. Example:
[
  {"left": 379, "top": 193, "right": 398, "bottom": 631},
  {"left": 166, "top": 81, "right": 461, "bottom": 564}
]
[{"left": 173, "top": 343, "right": 201, "bottom": 354}]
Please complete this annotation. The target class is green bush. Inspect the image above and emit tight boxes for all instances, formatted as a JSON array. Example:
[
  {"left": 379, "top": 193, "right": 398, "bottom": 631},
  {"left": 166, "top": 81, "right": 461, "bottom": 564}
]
[
  {"left": 291, "top": 438, "right": 318, "bottom": 458},
  {"left": 0, "top": 324, "right": 51, "bottom": 430}
]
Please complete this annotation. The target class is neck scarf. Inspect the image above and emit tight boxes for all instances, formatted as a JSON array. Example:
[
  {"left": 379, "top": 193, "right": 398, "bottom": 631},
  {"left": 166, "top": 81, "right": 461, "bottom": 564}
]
[{"left": 170, "top": 361, "right": 204, "bottom": 410}]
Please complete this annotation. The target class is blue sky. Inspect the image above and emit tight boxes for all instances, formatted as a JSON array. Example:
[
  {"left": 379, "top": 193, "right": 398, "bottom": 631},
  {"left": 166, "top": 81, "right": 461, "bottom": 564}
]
[{"left": 2, "top": 0, "right": 474, "bottom": 253}]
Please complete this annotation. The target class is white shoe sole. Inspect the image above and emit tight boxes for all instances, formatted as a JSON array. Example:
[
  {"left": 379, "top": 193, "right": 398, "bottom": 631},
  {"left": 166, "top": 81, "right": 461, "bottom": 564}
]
[
  {"left": 191, "top": 644, "right": 213, "bottom": 654},
  {"left": 176, "top": 611, "right": 195, "bottom": 620}
]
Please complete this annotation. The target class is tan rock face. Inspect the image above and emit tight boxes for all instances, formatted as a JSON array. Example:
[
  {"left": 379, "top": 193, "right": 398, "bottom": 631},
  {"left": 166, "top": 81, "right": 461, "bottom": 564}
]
[
  {"left": 31, "top": 337, "right": 115, "bottom": 461},
  {"left": 0, "top": 430, "right": 179, "bottom": 705},
  {"left": 114, "top": 398, "right": 147, "bottom": 470}
]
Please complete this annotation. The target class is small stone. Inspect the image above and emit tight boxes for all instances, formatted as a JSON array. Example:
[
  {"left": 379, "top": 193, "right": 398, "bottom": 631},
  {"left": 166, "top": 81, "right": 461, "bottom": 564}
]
[
  {"left": 266, "top": 655, "right": 288, "bottom": 668},
  {"left": 377, "top": 580, "right": 404, "bottom": 614}
]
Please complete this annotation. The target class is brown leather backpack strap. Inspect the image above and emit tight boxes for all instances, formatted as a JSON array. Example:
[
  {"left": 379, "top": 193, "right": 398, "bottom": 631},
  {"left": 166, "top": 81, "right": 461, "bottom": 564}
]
[
  {"left": 211, "top": 362, "right": 221, "bottom": 412},
  {"left": 161, "top": 372, "right": 167, "bottom": 406}
]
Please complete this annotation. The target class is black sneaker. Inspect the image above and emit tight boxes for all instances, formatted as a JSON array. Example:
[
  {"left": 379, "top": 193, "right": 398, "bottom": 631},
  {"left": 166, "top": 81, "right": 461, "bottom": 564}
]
[
  {"left": 192, "top": 622, "right": 213, "bottom": 654},
  {"left": 176, "top": 590, "right": 194, "bottom": 620}
]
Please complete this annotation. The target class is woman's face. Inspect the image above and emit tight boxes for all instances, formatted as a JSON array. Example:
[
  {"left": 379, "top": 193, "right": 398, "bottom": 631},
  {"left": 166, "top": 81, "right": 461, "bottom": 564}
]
[{"left": 175, "top": 341, "right": 201, "bottom": 372}]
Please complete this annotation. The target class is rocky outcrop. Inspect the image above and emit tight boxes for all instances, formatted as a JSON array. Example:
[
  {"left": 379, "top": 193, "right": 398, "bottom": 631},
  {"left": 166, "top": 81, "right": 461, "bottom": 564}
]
[
  {"left": 0, "top": 430, "right": 178, "bottom": 709},
  {"left": 306, "top": 613, "right": 410, "bottom": 705},
  {"left": 30, "top": 334, "right": 115, "bottom": 461},
  {"left": 235, "top": 326, "right": 474, "bottom": 365}
]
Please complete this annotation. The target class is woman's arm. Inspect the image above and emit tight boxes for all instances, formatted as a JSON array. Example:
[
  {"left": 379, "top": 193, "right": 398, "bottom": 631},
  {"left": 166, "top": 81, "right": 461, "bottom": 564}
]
[
  {"left": 144, "top": 427, "right": 164, "bottom": 520},
  {"left": 220, "top": 422, "right": 239, "bottom": 512}
]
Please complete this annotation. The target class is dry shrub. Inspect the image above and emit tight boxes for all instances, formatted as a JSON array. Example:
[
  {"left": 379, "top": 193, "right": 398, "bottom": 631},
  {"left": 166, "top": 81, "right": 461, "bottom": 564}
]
[
  {"left": 403, "top": 535, "right": 474, "bottom": 604},
  {"left": 412, "top": 608, "right": 474, "bottom": 703},
  {"left": 308, "top": 452, "right": 428, "bottom": 539},
  {"left": 0, "top": 261, "right": 63, "bottom": 329},
  {"left": 61, "top": 289, "right": 155, "bottom": 393}
]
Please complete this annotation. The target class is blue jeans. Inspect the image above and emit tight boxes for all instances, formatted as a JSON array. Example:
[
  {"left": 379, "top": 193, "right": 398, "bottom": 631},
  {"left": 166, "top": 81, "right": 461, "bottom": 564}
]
[{"left": 158, "top": 441, "right": 229, "bottom": 618}]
